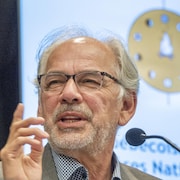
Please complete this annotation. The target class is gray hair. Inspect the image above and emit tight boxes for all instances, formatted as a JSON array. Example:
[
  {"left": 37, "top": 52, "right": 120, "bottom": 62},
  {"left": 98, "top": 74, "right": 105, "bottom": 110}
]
[{"left": 35, "top": 25, "right": 139, "bottom": 98}]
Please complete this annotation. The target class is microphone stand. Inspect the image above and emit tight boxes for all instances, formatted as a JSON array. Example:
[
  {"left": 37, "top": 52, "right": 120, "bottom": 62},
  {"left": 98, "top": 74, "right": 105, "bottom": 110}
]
[{"left": 140, "top": 134, "right": 180, "bottom": 153}]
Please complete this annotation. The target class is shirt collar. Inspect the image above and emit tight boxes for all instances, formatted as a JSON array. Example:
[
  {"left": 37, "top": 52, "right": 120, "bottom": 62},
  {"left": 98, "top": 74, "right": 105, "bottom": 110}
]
[
  {"left": 52, "top": 148, "right": 121, "bottom": 180},
  {"left": 112, "top": 152, "right": 121, "bottom": 180},
  {"left": 52, "top": 150, "right": 88, "bottom": 179}
]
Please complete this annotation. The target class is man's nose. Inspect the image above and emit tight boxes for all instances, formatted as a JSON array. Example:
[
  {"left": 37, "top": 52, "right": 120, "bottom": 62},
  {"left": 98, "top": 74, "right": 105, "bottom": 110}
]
[{"left": 58, "top": 78, "right": 83, "bottom": 104}]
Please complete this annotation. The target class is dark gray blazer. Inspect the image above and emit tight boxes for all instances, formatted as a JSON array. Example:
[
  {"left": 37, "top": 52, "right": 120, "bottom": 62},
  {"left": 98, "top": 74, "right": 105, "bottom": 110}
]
[{"left": 42, "top": 144, "right": 161, "bottom": 180}]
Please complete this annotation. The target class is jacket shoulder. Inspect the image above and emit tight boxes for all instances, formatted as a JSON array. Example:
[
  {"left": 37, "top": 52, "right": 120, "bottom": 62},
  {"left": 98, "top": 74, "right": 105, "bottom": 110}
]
[{"left": 120, "top": 163, "right": 161, "bottom": 180}]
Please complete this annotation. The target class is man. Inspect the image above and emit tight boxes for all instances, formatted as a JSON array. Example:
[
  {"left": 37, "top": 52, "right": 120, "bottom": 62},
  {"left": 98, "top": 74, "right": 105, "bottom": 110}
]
[{"left": 1, "top": 25, "right": 160, "bottom": 180}]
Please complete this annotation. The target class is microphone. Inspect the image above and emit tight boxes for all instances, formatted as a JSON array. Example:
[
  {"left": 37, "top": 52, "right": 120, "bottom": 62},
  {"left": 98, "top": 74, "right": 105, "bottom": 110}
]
[{"left": 125, "top": 128, "right": 180, "bottom": 152}]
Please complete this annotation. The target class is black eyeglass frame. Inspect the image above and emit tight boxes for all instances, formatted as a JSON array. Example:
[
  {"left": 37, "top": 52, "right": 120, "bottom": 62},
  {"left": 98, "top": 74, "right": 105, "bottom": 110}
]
[{"left": 37, "top": 71, "right": 121, "bottom": 90}]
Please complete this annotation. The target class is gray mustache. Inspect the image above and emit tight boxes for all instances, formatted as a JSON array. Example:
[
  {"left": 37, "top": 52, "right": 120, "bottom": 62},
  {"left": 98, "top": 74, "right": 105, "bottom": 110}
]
[{"left": 53, "top": 104, "right": 93, "bottom": 122}]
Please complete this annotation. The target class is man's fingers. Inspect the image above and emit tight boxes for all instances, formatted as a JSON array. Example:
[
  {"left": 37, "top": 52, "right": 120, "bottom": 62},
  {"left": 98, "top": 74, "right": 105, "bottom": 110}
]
[
  {"left": 12, "top": 117, "right": 46, "bottom": 130},
  {"left": 9, "top": 117, "right": 46, "bottom": 138},
  {"left": 1, "top": 134, "right": 47, "bottom": 160},
  {"left": 7, "top": 121, "right": 49, "bottom": 147},
  {"left": 12, "top": 103, "right": 24, "bottom": 122},
  {"left": 17, "top": 127, "right": 49, "bottom": 138},
  {"left": 29, "top": 136, "right": 45, "bottom": 164},
  {"left": 6, "top": 103, "right": 48, "bottom": 154}
]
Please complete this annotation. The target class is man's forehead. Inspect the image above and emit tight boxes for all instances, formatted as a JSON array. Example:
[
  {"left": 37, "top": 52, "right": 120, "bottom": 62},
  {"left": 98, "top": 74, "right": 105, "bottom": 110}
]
[
  {"left": 64, "top": 36, "right": 100, "bottom": 44},
  {"left": 59, "top": 36, "right": 112, "bottom": 53},
  {"left": 71, "top": 37, "right": 87, "bottom": 43},
  {"left": 47, "top": 36, "right": 116, "bottom": 67}
]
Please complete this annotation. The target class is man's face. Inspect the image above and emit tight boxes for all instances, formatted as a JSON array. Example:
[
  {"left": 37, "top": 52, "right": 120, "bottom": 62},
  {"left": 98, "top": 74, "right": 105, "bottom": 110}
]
[{"left": 38, "top": 37, "right": 123, "bottom": 155}]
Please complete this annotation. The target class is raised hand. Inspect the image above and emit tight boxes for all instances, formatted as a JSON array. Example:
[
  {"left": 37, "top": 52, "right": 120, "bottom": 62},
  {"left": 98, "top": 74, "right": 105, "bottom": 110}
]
[{"left": 1, "top": 103, "right": 49, "bottom": 180}]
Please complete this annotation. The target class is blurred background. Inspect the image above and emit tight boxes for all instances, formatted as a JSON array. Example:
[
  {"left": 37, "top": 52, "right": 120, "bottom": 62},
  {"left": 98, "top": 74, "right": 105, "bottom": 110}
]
[{"left": 0, "top": 1, "right": 179, "bottom": 179}]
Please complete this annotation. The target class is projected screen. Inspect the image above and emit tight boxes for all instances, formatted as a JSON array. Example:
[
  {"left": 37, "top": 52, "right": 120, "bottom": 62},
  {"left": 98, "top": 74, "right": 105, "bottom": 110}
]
[{"left": 19, "top": 1, "right": 180, "bottom": 180}]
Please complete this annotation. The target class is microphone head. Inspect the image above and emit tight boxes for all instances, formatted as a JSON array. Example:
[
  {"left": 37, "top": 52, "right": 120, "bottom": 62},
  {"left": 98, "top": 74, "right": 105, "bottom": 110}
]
[{"left": 125, "top": 128, "right": 146, "bottom": 146}]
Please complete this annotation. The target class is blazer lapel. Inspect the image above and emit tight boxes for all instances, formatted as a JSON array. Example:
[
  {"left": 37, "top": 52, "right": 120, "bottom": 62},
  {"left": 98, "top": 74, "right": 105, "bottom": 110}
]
[{"left": 42, "top": 143, "right": 59, "bottom": 180}]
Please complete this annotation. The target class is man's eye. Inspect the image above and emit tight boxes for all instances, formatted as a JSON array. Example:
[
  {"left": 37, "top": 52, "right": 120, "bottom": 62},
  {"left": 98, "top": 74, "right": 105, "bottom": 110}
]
[
  {"left": 45, "top": 78, "right": 65, "bottom": 89},
  {"left": 79, "top": 78, "right": 101, "bottom": 87},
  {"left": 48, "top": 80, "right": 60, "bottom": 85}
]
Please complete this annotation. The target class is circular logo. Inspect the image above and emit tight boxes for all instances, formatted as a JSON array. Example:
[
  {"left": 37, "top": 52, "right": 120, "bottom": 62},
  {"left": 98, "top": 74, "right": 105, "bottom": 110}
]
[{"left": 128, "top": 10, "right": 180, "bottom": 92}]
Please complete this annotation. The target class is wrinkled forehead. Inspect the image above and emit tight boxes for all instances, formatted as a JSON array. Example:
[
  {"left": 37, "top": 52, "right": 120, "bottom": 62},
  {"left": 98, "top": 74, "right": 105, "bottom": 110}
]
[
  {"left": 38, "top": 36, "right": 116, "bottom": 74},
  {"left": 55, "top": 36, "right": 114, "bottom": 54},
  {"left": 50, "top": 36, "right": 115, "bottom": 58}
]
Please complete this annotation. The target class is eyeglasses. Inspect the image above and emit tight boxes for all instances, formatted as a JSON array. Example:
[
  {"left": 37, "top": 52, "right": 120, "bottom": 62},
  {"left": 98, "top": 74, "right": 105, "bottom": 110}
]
[{"left": 37, "top": 71, "right": 121, "bottom": 93}]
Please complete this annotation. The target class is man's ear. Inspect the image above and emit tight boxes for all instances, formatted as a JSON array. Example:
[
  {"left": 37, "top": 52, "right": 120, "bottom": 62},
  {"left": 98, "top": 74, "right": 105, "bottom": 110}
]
[{"left": 118, "top": 92, "right": 137, "bottom": 126}]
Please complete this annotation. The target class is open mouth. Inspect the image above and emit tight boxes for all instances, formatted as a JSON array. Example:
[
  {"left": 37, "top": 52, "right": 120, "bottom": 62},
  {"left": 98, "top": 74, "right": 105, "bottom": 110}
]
[
  {"left": 61, "top": 115, "right": 82, "bottom": 123},
  {"left": 56, "top": 111, "right": 88, "bottom": 129},
  {"left": 57, "top": 111, "right": 87, "bottom": 124}
]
